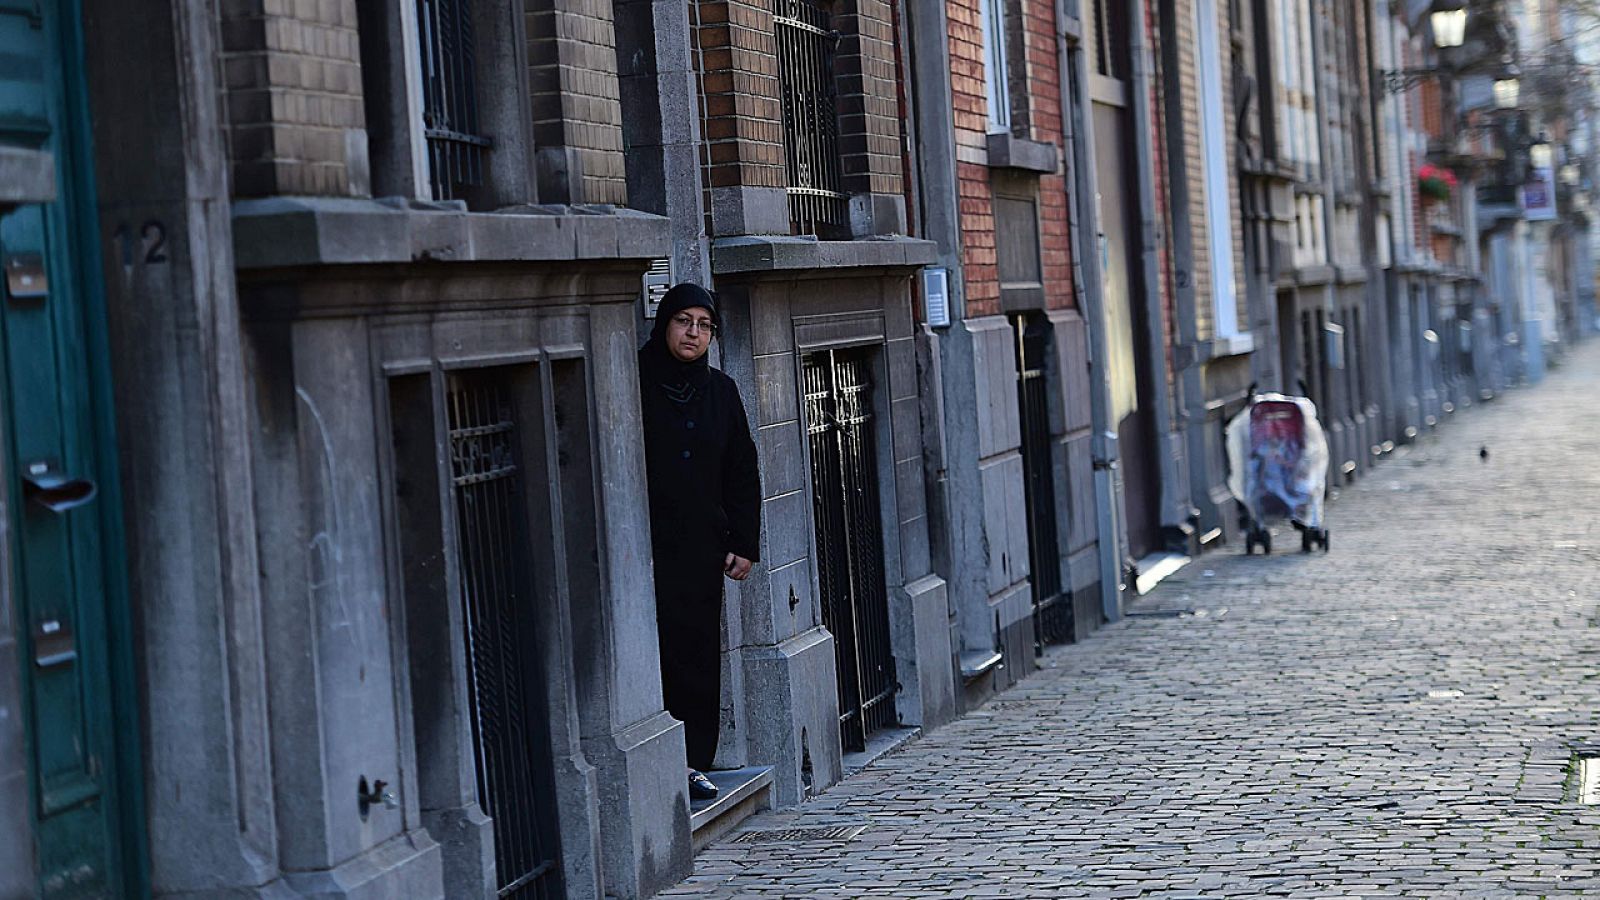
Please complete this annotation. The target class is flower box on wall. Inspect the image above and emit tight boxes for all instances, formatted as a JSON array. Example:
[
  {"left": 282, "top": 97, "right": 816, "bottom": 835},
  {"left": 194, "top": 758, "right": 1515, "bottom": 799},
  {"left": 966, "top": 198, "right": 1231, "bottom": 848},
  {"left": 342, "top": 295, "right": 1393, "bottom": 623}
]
[{"left": 1418, "top": 163, "right": 1459, "bottom": 202}]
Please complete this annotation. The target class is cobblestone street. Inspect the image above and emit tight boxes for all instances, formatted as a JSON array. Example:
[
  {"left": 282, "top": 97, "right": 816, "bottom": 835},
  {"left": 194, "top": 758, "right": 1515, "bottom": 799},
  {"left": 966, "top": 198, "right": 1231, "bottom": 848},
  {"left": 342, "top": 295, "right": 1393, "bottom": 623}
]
[{"left": 663, "top": 343, "right": 1600, "bottom": 898}]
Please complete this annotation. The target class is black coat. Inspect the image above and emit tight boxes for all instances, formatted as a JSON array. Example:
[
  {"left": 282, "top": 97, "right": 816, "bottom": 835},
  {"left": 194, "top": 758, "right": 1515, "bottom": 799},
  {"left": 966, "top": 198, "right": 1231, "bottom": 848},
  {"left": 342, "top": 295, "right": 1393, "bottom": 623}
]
[
  {"left": 638, "top": 282, "right": 760, "bottom": 770},
  {"left": 638, "top": 350, "right": 762, "bottom": 568}
]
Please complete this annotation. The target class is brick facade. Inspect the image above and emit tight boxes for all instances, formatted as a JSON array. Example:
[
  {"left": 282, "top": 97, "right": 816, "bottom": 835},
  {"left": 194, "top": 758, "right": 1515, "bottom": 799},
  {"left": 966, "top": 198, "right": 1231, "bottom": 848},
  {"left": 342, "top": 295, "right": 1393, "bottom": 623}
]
[
  {"left": 1152, "top": 0, "right": 1249, "bottom": 339},
  {"left": 221, "top": 0, "right": 367, "bottom": 197},
  {"left": 1021, "top": 0, "right": 1075, "bottom": 310},
  {"left": 947, "top": 0, "right": 1074, "bottom": 318},
  {"left": 835, "top": 0, "right": 905, "bottom": 197},
  {"left": 957, "top": 161, "right": 1001, "bottom": 313},
  {"left": 527, "top": 0, "right": 629, "bottom": 203},
  {"left": 949, "top": 0, "right": 999, "bottom": 314},
  {"left": 694, "top": 0, "right": 907, "bottom": 234},
  {"left": 694, "top": 0, "right": 789, "bottom": 191}
]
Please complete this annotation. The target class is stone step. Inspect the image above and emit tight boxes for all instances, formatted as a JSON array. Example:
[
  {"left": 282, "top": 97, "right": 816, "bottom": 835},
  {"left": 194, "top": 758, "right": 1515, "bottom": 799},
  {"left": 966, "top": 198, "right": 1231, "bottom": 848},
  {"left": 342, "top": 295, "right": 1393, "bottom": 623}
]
[{"left": 690, "top": 766, "right": 773, "bottom": 853}]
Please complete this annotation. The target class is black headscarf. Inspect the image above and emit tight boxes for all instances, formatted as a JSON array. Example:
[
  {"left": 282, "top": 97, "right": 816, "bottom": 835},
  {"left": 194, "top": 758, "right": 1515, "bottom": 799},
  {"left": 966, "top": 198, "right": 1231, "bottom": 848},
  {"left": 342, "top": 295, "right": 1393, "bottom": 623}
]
[{"left": 640, "top": 283, "right": 720, "bottom": 404}]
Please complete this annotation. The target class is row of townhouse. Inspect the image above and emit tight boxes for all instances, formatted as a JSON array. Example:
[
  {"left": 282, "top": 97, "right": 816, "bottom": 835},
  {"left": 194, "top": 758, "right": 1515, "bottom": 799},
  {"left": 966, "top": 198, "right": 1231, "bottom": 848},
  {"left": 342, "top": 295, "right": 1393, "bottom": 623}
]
[{"left": 0, "top": 0, "right": 1591, "bottom": 895}]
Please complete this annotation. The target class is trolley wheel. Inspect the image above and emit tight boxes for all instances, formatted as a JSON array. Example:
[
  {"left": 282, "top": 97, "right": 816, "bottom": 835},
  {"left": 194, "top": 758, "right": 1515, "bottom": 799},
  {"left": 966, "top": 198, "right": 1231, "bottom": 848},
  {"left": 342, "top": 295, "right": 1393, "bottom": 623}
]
[
  {"left": 1243, "top": 532, "right": 1255, "bottom": 555},
  {"left": 1260, "top": 530, "right": 1272, "bottom": 556},
  {"left": 1321, "top": 530, "right": 1330, "bottom": 553},
  {"left": 1301, "top": 530, "right": 1314, "bottom": 553}
]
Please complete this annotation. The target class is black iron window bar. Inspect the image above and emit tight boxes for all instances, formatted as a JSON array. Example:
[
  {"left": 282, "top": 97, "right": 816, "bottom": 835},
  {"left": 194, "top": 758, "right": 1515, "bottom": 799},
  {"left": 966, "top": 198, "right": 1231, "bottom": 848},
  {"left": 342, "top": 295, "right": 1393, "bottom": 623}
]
[
  {"left": 417, "top": 0, "right": 491, "bottom": 201},
  {"left": 1013, "top": 316, "right": 1071, "bottom": 650},
  {"left": 1379, "top": 68, "right": 1445, "bottom": 95},
  {"left": 775, "top": 0, "right": 849, "bottom": 236},
  {"left": 804, "top": 351, "right": 897, "bottom": 752},
  {"left": 446, "top": 376, "right": 561, "bottom": 900}
]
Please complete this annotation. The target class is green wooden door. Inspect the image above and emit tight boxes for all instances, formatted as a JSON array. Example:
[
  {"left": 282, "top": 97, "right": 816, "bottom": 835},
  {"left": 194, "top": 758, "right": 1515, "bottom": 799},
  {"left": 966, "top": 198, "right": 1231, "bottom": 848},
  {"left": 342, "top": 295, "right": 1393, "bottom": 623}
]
[{"left": 0, "top": 0, "right": 141, "bottom": 896}]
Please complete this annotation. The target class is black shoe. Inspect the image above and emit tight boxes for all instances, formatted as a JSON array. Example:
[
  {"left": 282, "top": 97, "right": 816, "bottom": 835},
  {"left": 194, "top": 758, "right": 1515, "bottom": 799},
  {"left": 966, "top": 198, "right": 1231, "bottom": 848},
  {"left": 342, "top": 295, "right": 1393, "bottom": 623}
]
[{"left": 688, "top": 770, "right": 718, "bottom": 801}]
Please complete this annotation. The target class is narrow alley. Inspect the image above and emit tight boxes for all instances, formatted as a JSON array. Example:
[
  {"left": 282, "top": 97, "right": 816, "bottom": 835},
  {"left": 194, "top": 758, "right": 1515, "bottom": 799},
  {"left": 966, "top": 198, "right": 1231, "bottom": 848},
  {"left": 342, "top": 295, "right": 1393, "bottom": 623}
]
[{"left": 664, "top": 343, "right": 1600, "bottom": 897}]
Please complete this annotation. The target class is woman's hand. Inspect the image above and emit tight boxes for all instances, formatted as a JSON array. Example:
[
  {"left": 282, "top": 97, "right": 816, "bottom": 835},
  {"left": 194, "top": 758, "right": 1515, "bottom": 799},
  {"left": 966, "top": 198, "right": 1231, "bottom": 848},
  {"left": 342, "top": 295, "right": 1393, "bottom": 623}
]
[{"left": 724, "top": 553, "right": 753, "bottom": 581}]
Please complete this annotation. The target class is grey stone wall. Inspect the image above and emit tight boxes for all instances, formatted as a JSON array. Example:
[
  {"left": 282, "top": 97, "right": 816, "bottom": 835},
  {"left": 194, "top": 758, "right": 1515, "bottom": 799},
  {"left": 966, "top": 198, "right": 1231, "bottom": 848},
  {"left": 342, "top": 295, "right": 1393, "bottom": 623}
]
[
  {"left": 234, "top": 244, "right": 689, "bottom": 899},
  {"left": 710, "top": 262, "right": 952, "bottom": 805},
  {"left": 84, "top": 0, "right": 285, "bottom": 892}
]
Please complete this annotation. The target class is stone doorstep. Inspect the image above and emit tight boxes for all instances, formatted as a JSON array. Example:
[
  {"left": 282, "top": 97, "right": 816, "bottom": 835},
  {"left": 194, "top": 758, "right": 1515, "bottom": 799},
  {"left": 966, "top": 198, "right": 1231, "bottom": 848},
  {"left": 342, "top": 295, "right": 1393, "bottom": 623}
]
[
  {"left": 690, "top": 766, "right": 774, "bottom": 854},
  {"left": 958, "top": 649, "right": 1003, "bottom": 682},
  {"left": 1133, "top": 551, "right": 1191, "bottom": 596},
  {"left": 841, "top": 726, "right": 922, "bottom": 779}
]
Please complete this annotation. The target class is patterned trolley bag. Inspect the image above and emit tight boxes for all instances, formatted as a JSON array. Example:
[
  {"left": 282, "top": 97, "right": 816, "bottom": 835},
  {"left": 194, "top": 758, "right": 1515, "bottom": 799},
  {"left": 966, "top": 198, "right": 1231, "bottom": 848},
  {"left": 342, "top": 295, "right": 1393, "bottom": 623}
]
[{"left": 1224, "top": 392, "right": 1331, "bottom": 555}]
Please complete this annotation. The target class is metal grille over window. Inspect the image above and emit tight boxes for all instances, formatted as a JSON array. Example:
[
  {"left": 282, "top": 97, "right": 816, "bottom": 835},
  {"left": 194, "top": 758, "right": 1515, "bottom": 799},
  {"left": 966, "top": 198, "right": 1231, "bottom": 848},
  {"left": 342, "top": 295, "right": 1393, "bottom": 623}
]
[
  {"left": 1013, "top": 315, "right": 1070, "bottom": 649},
  {"left": 803, "top": 350, "right": 896, "bottom": 752},
  {"left": 775, "top": 0, "right": 848, "bottom": 236},
  {"left": 417, "top": 0, "right": 490, "bottom": 201},
  {"left": 446, "top": 374, "right": 562, "bottom": 900}
]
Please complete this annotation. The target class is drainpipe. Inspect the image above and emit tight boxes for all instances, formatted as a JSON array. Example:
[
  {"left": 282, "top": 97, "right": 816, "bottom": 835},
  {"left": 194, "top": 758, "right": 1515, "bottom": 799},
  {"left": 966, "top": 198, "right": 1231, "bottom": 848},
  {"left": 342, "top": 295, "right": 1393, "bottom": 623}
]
[
  {"left": 1309, "top": 0, "right": 1340, "bottom": 422},
  {"left": 1054, "top": 0, "right": 1125, "bottom": 620},
  {"left": 1154, "top": 0, "right": 1209, "bottom": 551},
  {"left": 1128, "top": 0, "right": 1190, "bottom": 549}
]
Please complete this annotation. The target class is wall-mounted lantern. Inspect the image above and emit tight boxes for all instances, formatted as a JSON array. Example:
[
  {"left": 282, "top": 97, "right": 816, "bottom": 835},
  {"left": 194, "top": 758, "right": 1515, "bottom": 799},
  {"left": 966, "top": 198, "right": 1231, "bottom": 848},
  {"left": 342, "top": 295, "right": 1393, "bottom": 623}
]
[
  {"left": 1493, "top": 77, "right": 1521, "bottom": 109},
  {"left": 1430, "top": 6, "right": 1468, "bottom": 48},
  {"left": 1382, "top": 1, "right": 1469, "bottom": 93},
  {"left": 1530, "top": 140, "right": 1554, "bottom": 171}
]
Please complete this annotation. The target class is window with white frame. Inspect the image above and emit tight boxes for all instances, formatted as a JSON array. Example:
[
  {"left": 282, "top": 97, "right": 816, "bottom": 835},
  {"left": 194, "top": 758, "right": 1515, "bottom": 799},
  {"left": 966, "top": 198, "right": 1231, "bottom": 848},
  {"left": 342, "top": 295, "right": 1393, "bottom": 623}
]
[{"left": 980, "top": 0, "right": 1011, "bottom": 134}]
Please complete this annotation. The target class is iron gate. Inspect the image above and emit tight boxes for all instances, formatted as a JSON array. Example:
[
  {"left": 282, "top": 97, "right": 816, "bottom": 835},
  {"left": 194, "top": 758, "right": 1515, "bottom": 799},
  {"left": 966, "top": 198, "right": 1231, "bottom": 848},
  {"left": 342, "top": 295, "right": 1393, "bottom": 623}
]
[
  {"left": 803, "top": 350, "right": 896, "bottom": 752},
  {"left": 774, "top": 0, "right": 848, "bottom": 236},
  {"left": 416, "top": 0, "right": 489, "bottom": 201},
  {"left": 446, "top": 373, "right": 563, "bottom": 900},
  {"left": 1013, "top": 316, "right": 1071, "bottom": 649}
]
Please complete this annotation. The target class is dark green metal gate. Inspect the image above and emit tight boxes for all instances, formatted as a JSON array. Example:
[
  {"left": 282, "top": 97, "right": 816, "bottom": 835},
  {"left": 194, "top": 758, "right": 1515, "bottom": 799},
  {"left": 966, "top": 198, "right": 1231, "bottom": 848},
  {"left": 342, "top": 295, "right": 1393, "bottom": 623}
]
[
  {"left": 803, "top": 349, "right": 896, "bottom": 752},
  {"left": 1, "top": 0, "right": 144, "bottom": 896}
]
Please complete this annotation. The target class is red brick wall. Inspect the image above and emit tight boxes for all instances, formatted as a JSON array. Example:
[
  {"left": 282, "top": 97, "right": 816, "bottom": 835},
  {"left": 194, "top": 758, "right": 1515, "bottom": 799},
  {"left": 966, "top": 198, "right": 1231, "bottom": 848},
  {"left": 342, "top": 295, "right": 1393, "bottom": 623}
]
[
  {"left": 694, "top": 0, "right": 906, "bottom": 228},
  {"left": 958, "top": 162, "right": 1001, "bottom": 314},
  {"left": 837, "top": 0, "right": 905, "bottom": 197},
  {"left": 947, "top": 0, "right": 1075, "bottom": 318},
  {"left": 1021, "top": 0, "right": 1074, "bottom": 310},
  {"left": 949, "top": 0, "right": 999, "bottom": 315}
]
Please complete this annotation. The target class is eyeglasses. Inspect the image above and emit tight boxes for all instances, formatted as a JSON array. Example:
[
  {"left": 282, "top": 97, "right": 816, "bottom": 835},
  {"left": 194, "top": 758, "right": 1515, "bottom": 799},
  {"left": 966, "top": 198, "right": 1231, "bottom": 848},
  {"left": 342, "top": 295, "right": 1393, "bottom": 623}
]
[{"left": 670, "top": 313, "right": 716, "bottom": 335}]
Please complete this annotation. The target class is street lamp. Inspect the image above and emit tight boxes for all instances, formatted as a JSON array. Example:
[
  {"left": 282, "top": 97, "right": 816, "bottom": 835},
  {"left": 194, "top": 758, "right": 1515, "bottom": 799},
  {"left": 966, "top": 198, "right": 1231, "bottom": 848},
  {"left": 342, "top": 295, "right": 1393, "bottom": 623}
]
[
  {"left": 1493, "top": 77, "right": 1520, "bottom": 109},
  {"left": 1530, "top": 140, "right": 1554, "bottom": 171},
  {"left": 1430, "top": 7, "right": 1468, "bottom": 48},
  {"left": 1381, "top": 1, "right": 1471, "bottom": 93}
]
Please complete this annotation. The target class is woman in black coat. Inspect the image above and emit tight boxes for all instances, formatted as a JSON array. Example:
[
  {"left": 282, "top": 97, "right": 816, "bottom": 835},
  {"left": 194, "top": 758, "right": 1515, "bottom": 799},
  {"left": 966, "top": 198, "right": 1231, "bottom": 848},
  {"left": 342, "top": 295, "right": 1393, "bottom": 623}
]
[{"left": 638, "top": 283, "right": 761, "bottom": 800}]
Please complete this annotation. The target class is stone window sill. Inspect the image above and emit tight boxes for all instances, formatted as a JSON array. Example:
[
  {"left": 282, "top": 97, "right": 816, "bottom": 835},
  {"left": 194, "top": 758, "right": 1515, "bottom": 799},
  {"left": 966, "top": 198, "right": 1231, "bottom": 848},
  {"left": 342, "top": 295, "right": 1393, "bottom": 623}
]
[
  {"left": 1338, "top": 266, "right": 1369, "bottom": 285},
  {"left": 0, "top": 146, "right": 56, "bottom": 210},
  {"left": 232, "top": 197, "right": 671, "bottom": 270},
  {"left": 1209, "top": 331, "right": 1256, "bottom": 359},
  {"left": 710, "top": 235, "right": 939, "bottom": 275},
  {"left": 985, "top": 133, "right": 1058, "bottom": 174},
  {"left": 1295, "top": 264, "right": 1335, "bottom": 287}
]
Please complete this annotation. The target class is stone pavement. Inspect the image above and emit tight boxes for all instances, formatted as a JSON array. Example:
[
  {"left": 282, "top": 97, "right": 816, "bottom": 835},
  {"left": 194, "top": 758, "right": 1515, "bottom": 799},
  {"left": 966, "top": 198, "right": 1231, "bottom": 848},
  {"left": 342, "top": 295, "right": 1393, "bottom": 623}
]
[{"left": 661, "top": 342, "right": 1600, "bottom": 898}]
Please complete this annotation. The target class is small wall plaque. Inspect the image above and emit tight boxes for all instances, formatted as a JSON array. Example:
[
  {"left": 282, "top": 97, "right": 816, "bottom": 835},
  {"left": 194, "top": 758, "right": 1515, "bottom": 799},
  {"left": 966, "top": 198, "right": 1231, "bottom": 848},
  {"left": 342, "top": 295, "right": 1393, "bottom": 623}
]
[{"left": 642, "top": 258, "right": 671, "bottom": 319}]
